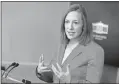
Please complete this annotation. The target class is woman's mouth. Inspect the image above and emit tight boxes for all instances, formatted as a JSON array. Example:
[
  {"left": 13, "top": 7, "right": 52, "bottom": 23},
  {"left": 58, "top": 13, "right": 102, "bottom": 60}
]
[{"left": 67, "top": 31, "right": 75, "bottom": 35}]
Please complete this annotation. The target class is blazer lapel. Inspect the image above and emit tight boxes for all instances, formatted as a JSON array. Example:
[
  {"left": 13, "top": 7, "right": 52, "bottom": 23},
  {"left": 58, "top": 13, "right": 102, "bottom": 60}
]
[
  {"left": 62, "top": 44, "right": 84, "bottom": 67},
  {"left": 57, "top": 43, "right": 66, "bottom": 66}
]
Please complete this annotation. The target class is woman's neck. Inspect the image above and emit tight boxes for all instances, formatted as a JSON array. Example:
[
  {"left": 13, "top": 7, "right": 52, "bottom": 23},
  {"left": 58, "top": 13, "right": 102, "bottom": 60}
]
[{"left": 68, "top": 38, "right": 79, "bottom": 46}]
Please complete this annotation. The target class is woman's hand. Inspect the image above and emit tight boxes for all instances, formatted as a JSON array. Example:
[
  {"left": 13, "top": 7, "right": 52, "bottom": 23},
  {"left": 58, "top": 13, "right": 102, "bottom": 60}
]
[
  {"left": 51, "top": 63, "right": 71, "bottom": 83},
  {"left": 37, "top": 54, "right": 51, "bottom": 73}
]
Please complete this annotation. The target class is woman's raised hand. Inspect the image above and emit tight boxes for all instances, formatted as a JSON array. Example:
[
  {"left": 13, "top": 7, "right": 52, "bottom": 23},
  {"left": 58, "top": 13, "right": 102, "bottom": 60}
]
[
  {"left": 37, "top": 54, "right": 50, "bottom": 73},
  {"left": 51, "top": 63, "right": 71, "bottom": 83}
]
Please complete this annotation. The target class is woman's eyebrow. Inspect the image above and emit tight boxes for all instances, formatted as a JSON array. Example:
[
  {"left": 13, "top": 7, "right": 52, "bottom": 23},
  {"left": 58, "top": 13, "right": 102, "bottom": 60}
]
[
  {"left": 73, "top": 20, "right": 78, "bottom": 21},
  {"left": 65, "top": 19, "right": 78, "bottom": 21}
]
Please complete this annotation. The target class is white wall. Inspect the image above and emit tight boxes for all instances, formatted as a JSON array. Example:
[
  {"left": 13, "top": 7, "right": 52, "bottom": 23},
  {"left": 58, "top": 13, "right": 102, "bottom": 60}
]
[{"left": 2, "top": 2, "right": 69, "bottom": 65}]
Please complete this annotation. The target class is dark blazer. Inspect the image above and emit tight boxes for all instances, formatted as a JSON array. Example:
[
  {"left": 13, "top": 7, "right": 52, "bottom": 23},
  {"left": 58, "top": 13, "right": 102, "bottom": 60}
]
[{"left": 36, "top": 41, "right": 104, "bottom": 83}]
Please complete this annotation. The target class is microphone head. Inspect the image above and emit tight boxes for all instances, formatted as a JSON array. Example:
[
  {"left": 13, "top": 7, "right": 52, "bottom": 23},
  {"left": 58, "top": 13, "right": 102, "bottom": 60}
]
[
  {"left": 11, "top": 62, "right": 17, "bottom": 66},
  {"left": 15, "top": 63, "right": 19, "bottom": 67}
]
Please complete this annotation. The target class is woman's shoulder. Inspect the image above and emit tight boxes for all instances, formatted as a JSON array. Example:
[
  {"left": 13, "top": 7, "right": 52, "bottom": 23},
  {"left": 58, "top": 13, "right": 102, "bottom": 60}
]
[
  {"left": 84, "top": 41, "right": 104, "bottom": 54},
  {"left": 83, "top": 41, "right": 104, "bottom": 60}
]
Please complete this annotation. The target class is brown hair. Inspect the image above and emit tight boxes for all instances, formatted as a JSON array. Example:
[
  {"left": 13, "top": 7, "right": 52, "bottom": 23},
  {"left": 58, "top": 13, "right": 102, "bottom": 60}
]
[{"left": 60, "top": 4, "right": 93, "bottom": 46}]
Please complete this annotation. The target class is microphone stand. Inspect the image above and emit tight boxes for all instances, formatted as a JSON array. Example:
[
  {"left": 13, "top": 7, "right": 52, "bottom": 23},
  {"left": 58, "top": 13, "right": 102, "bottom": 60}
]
[
  {"left": 2, "top": 62, "right": 17, "bottom": 77},
  {"left": 4, "top": 76, "right": 23, "bottom": 83},
  {"left": 2, "top": 62, "right": 32, "bottom": 84},
  {"left": 3, "top": 75, "right": 31, "bottom": 84},
  {"left": 4, "top": 63, "right": 19, "bottom": 78},
  {"left": 3, "top": 76, "right": 31, "bottom": 84}
]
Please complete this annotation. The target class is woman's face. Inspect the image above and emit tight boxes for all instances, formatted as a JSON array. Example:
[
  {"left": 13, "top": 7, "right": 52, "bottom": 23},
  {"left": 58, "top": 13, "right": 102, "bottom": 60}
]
[{"left": 64, "top": 11, "right": 83, "bottom": 40}]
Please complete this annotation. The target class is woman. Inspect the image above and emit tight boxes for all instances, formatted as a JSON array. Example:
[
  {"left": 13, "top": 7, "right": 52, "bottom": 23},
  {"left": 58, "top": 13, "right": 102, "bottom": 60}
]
[{"left": 36, "top": 4, "right": 104, "bottom": 83}]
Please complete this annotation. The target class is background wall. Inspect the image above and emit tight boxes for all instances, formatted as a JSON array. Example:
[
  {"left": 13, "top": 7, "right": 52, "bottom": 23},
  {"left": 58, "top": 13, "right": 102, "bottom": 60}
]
[
  {"left": 71, "top": 1, "right": 119, "bottom": 67},
  {"left": 2, "top": 2, "right": 69, "bottom": 65},
  {"left": 70, "top": 1, "right": 119, "bottom": 83}
]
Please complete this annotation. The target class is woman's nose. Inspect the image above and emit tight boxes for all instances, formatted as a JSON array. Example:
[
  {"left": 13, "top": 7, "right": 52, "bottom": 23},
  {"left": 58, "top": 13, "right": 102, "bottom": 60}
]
[{"left": 68, "top": 23, "right": 74, "bottom": 30}]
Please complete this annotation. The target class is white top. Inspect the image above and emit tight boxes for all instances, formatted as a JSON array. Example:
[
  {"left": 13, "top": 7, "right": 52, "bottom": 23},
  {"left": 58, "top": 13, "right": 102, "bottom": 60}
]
[{"left": 62, "top": 42, "right": 79, "bottom": 64}]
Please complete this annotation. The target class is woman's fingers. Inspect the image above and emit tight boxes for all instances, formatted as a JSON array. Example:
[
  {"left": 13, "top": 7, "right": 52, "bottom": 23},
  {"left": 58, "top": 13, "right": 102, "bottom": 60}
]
[
  {"left": 39, "top": 54, "right": 44, "bottom": 62},
  {"left": 51, "top": 64, "right": 60, "bottom": 78},
  {"left": 41, "top": 54, "right": 44, "bottom": 62},
  {"left": 65, "top": 64, "right": 70, "bottom": 75},
  {"left": 51, "top": 64, "right": 57, "bottom": 74},
  {"left": 56, "top": 63, "right": 62, "bottom": 72},
  {"left": 38, "top": 54, "right": 44, "bottom": 67},
  {"left": 40, "top": 69, "right": 51, "bottom": 73},
  {"left": 37, "top": 54, "right": 45, "bottom": 72},
  {"left": 59, "top": 64, "right": 71, "bottom": 83},
  {"left": 39, "top": 56, "right": 42, "bottom": 64},
  {"left": 39, "top": 66, "right": 47, "bottom": 69},
  {"left": 37, "top": 66, "right": 47, "bottom": 72}
]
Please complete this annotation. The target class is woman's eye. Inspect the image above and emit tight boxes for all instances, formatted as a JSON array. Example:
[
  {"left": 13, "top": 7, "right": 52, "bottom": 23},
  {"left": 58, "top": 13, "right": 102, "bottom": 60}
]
[{"left": 74, "top": 22, "right": 78, "bottom": 24}]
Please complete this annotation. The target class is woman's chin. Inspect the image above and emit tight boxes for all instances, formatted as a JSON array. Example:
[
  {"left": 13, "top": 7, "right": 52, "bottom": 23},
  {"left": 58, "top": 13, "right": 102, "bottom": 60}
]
[{"left": 67, "top": 36, "right": 75, "bottom": 40}]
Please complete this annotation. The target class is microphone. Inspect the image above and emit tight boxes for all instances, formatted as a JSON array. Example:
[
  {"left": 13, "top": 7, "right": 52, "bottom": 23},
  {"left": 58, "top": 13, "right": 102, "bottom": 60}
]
[
  {"left": 4, "top": 63, "right": 19, "bottom": 78},
  {"left": 6, "top": 62, "right": 16, "bottom": 70},
  {"left": 22, "top": 79, "right": 31, "bottom": 84},
  {"left": 1, "top": 66, "right": 5, "bottom": 71},
  {"left": 2, "top": 62, "right": 17, "bottom": 77}
]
